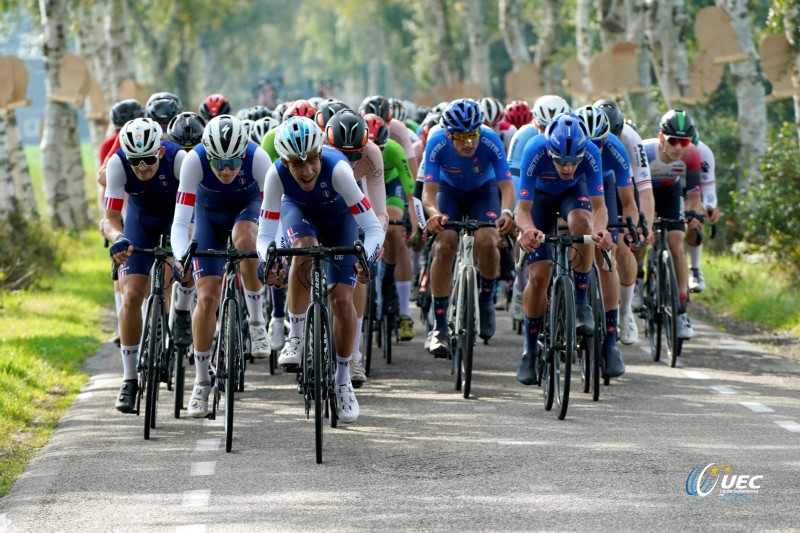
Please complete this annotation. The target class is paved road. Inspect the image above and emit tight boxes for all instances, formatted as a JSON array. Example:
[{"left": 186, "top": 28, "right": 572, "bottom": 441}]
[{"left": 1, "top": 308, "right": 799, "bottom": 532}]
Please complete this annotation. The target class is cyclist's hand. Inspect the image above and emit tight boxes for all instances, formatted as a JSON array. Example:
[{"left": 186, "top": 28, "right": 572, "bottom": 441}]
[
  {"left": 406, "top": 224, "right": 419, "bottom": 246},
  {"left": 172, "top": 261, "right": 185, "bottom": 283},
  {"left": 687, "top": 216, "right": 704, "bottom": 231},
  {"left": 263, "top": 261, "right": 287, "bottom": 287},
  {"left": 519, "top": 228, "right": 544, "bottom": 253},
  {"left": 410, "top": 228, "right": 428, "bottom": 252},
  {"left": 109, "top": 236, "right": 132, "bottom": 263},
  {"left": 426, "top": 214, "right": 447, "bottom": 233},
  {"left": 354, "top": 260, "right": 372, "bottom": 285},
  {"left": 707, "top": 206, "right": 721, "bottom": 224},
  {"left": 497, "top": 214, "right": 516, "bottom": 236},
  {"left": 593, "top": 229, "right": 613, "bottom": 250}
]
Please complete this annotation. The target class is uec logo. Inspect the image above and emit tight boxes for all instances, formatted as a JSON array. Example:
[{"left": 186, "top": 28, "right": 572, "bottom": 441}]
[{"left": 686, "top": 463, "right": 763, "bottom": 497}]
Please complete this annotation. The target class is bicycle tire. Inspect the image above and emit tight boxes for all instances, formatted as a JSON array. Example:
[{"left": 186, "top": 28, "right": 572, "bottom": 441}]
[
  {"left": 541, "top": 294, "right": 555, "bottom": 411},
  {"left": 552, "top": 276, "right": 574, "bottom": 420},
  {"left": 645, "top": 249, "right": 662, "bottom": 362},
  {"left": 143, "top": 297, "right": 160, "bottom": 440},
  {"left": 661, "top": 250, "right": 680, "bottom": 368},
  {"left": 173, "top": 345, "right": 187, "bottom": 418},
  {"left": 363, "top": 282, "right": 375, "bottom": 376},
  {"left": 461, "top": 268, "right": 476, "bottom": 399},
  {"left": 382, "top": 312, "right": 393, "bottom": 365},
  {"left": 311, "top": 302, "right": 325, "bottom": 464},
  {"left": 223, "top": 298, "right": 238, "bottom": 453},
  {"left": 324, "top": 308, "right": 337, "bottom": 429}
]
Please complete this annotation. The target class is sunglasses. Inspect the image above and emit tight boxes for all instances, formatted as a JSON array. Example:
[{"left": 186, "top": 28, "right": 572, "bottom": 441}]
[
  {"left": 342, "top": 149, "right": 364, "bottom": 162},
  {"left": 665, "top": 136, "right": 691, "bottom": 147},
  {"left": 451, "top": 130, "right": 481, "bottom": 143},
  {"left": 550, "top": 153, "right": 584, "bottom": 167},
  {"left": 209, "top": 157, "right": 244, "bottom": 170},
  {"left": 129, "top": 154, "right": 159, "bottom": 166}
]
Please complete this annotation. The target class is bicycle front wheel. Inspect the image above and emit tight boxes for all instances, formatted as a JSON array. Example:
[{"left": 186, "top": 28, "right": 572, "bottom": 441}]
[
  {"left": 660, "top": 250, "right": 680, "bottom": 367},
  {"left": 645, "top": 249, "right": 662, "bottom": 362},
  {"left": 143, "top": 297, "right": 161, "bottom": 440},
  {"left": 460, "top": 268, "right": 476, "bottom": 399},
  {"left": 222, "top": 298, "right": 239, "bottom": 453},
  {"left": 310, "top": 302, "right": 325, "bottom": 464},
  {"left": 552, "top": 276, "right": 574, "bottom": 420},
  {"left": 173, "top": 345, "right": 187, "bottom": 418},
  {"left": 363, "top": 282, "right": 376, "bottom": 376}
]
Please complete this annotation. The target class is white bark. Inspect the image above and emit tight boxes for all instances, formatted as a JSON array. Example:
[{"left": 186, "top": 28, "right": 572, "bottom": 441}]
[
  {"left": 715, "top": 0, "right": 766, "bottom": 188},
  {"left": 625, "top": 0, "right": 660, "bottom": 130},
  {"left": 75, "top": 1, "right": 109, "bottom": 155},
  {"left": 106, "top": 0, "right": 136, "bottom": 101},
  {"left": 576, "top": 0, "right": 594, "bottom": 93},
  {"left": 7, "top": 112, "right": 36, "bottom": 218},
  {"left": 597, "top": 0, "right": 628, "bottom": 49},
  {"left": 645, "top": 0, "right": 691, "bottom": 105},
  {"left": 0, "top": 114, "right": 12, "bottom": 225},
  {"left": 462, "top": 0, "right": 491, "bottom": 94},
  {"left": 533, "top": 0, "right": 561, "bottom": 94},
  {"left": 499, "top": 0, "right": 531, "bottom": 66},
  {"left": 783, "top": 1, "right": 800, "bottom": 153},
  {"left": 425, "top": 0, "right": 459, "bottom": 86}
]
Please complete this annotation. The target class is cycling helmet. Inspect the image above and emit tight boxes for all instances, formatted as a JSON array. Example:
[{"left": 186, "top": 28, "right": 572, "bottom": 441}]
[
  {"left": 273, "top": 102, "right": 291, "bottom": 121},
  {"left": 146, "top": 95, "right": 182, "bottom": 126},
  {"left": 575, "top": 105, "right": 610, "bottom": 142},
  {"left": 659, "top": 109, "right": 696, "bottom": 138},
  {"left": 147, "top": 91, "right": 182, "bottom": 109},
  {"left": 505, "top": 100, "right": 534, "bottom": 129},
  {"left": 282, "top": 99, "right": 317, "bottom": 121},
  {"left": 326, "top": 109, "right": 369, "bottom": 151},
  {"left": 691, "top": 130, "right": 700, "bottom": 146},
  {"left": 240, "top": 118, "right": 255, "bottom": 136},
  {"left": 307, "top": 96, "right": 326, "bottom": 109},
  {"left": 119, "top": 117, "right": 162, "bottom": 157},
  {"left": 202, "top": 115, "right": 249, "bottom": 160},
  {"left": 247, "top": 105, "right": 272, "bottom": 121},
  {"left": 545, "top": 113, "right": 588, "bottom": 164},
  {"left": 593, "top": 98, "right": 625, "bottom": 137},
  {"left": 236, "top": 108, "right": 251, "bottom": 120},
  {"left": 315, "top": 100, "right": 350, "bottom": 129},
  {"left": 274, "top": 116, "right": 324, "bottom": 161},
  {"left": 359, "top": 95, "right": 393, "bottom": 123},
  {"left": 420, "top": 113, "right": 442, "bottom": 143},
  {"left": 479, "top": 97, "right": 504, "bottom": 127},
  {"left": 109, "top": 99, "right": 145, "bottom": 129},
  {"left": 441, "top": 98, "right": 483, "bottom": 134},
  {"left": 249, "top": 116, "right": 280, "bottom": 144},
  {"left": 531, "top": 95, "right": 569, "bottom": 128},
  {"left": 413, "top": 105, "right": 431, "bottom": 124},
  {"left": 198, "top": 94, "right": 231, "bottom": 122},
  {"left": 431, "top": 101, "right": 449, "bottom": 114},
  {"left": 363, "top": 113, "right": 389, "bottom": 148},
  {"left": 167, "top": 112, "right": 206, "bottom": 149},
  {"left": 389, "top": 98, "right": 407, "bottom": 122}
]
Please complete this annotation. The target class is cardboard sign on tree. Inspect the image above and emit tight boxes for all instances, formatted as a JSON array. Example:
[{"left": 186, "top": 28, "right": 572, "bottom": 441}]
[
  {"left": 760, "top": 33, "right": 796, "bottom": 100},
  {"left": 563, "top": 57, "right": 589, "bottom": 101},
  {"left": 504, "top": 63, "right": 542, "bottom": 104},
  {"left": 118, "top": 79, "right": 148, "bottom": 105},
  {"left": 694, "top": 6, "right": 750, "bottom": 64},
  {"left": 0, "top": 56, "right": 14, "bottom": 111},
  {"left": 7, "top": 55, "right": 31, "bottom": 109},
  {"left": 47, "top": 53, "right": 90, "bottom": 107},
  {"left": 85, "top": 78, "right": 109, "bottom": 120}
]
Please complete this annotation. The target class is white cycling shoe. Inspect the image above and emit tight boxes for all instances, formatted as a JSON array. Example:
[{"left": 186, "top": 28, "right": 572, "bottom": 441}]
[{"left": 334, "top": 382, "right": 359, "bottom": 423}]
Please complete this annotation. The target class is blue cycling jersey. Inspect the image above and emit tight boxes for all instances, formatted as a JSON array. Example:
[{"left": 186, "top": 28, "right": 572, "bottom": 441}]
[
  {"left": 506, "top": 124, "right": 540, "bottom": 179},
  {"left": 517, "top": 135, "right": 604, "bottom": 201},
  {"left": 423, "top": 125, "right": 511, "bottom": 189},
  {"left": 601, "top": 133, "right": 633, "bottom": 189}
]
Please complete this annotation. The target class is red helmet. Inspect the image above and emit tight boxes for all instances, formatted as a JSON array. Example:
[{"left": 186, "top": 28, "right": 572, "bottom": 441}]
[
  {"left": 282, "top": 99, "right": 317, "bottom": 121},
  {"left": 199, "top": 94, "right": 231, "bottom": 122},
  {"left": 363, "top": 113, "right": 389, "bottom": 148},
  {"left": 504, "top": 100, "right": 533, "bottom": 129}
]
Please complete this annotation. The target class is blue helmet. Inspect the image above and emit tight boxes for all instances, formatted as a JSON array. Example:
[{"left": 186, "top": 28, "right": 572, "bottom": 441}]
[
  {"left": 545, "top": 113, "right": 588, "bottom": 165},
  {"left": 274, "top": 116, "right": 323, "bottom": 161},
  {"left": 441, "top": 98, "right": 483, "bottom": 134}
]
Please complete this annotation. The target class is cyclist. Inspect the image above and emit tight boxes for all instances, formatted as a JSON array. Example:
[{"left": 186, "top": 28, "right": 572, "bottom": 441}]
[
  {"left": 360, "top": 95, "right": 420, "bottom": 179},
  {"left": 514, "top": 113, "right": 612, "bottom": 385},
  {"left": 171, "top": 115, "right": 273, "bottom": 418},
  {"left": 146, "top": 92, "right": 182, "bottom": 132},
  {"left": 104, "top": 118, "right": 187, "bottom": 412},
  {"left": 256, "top": 117, "right": 385, "bottom": 423},
  {"left": 642, "top": 110, "right": 703, "bottom": 340},
  {"left": 422, "top": 98, "right": 517, "bottom": 357},
  {"left": 167, "top": 111, "right": 206, "bottom": 151},
  {"left": 198, "top": 93, "right": 231, "bottom": 123},
  {"left": 479, "top": 97, "right": 516, "bottom": 153},
  {"left": 325, "top": 109, "right": 388, "bottom": 388},
  {"left": 504, "top": 100, "right": 533, "bottom": 130},
  {"left": 687, "top": 130, "right": 720, "bottom": 293}
]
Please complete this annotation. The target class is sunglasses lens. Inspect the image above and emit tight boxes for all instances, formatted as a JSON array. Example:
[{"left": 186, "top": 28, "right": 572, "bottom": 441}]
[
  {"left": 667, "top": 136, "right": 690, "bottom": 147},
  {"left": 130, "top": 155, "right": 157, "bottom": 166},
  {"left": 453, "top": 130, "right": 480, "bottom": 142},
  {"left": 210, "top": 158, "right": 244, "bottom": 170}
]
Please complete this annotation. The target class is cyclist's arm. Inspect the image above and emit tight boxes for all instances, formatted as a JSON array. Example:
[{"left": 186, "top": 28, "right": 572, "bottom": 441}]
[
  {"left": 260, "top": 129, "right": 279, "bottom": 163},
  {"left": 251, "top": 146, "right": 273, "bottom": 192},
  {"left": 699, "top": 142, "right": 717, "bottom": 210},
  {"left": 256, "top": 165, "right": 285, "bottom": 261},
  {"left": 102, "top": 154, "right": 127, "bottom": 243},
  {"left": 171, "top": 151, "right": 202, "bottom": 260},
  {"left": 332, "top": 162, "right": 385, "bottom": 262},
  {"left": 387, "top": 141, "right": 419, "bottom": 232},
  {"left": 357, "top": 141, "right": 388, "bottom": 231},
  {"left": 421, "top": 138, "right": 444, "bottom": 220}
]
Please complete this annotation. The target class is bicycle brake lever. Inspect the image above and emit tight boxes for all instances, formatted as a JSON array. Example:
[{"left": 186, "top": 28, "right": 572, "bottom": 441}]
[{"left": 600, "top": 249, "right": 613, "bottom": 272}]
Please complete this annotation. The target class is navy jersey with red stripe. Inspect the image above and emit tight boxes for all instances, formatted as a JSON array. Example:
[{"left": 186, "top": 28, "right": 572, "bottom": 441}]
[
  {"left": 193, "top": 141, "right": 261, "bottom": 199},
  {"left": 113, "top": 140, "right": 182, "bottom": 215},
  {"left": 273, "top": 146, "right": 350, "bottom": 215}
]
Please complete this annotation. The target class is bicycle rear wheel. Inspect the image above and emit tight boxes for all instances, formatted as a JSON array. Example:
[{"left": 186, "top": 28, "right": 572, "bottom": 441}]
[
  {"left": 363, "top": 282, "right": 376, "bottom": 376},
  {"left": 645, "top": 250, "right": 662, "bottom": 362},
  {"left": 143, "top": 297, "right": 161, "bottom": 440},
  {"left": 460, "top": 269, "right": 476, "bottom": 399},
  {"left": 660, "top": 250, "right": 680, "bottom": 367},
  {"left": 222, "top": 298, "right": 239, "bottom": 453},
  {"left": 173, "top": 345, "right": 187, "bottom": 418},
  {"left": 382, "top": 312, "right": 393, "bottom": 365},
  {"left": 552, "top": 277, "right": 574, "bottom": 420}
]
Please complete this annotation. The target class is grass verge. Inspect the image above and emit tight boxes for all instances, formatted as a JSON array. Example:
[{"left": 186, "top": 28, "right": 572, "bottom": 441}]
[
  {"left": 694, "top": 254, "right": 800, "bottom": 337},
  {"left": 0, "top": 231, "right": 111, "bottom": 498}
]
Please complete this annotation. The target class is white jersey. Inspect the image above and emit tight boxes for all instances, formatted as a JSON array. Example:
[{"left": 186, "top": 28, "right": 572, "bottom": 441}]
[
  {"left": 696, "top": 140, "right": 717, "bottom": 209},
  {"left": 618, "top": 123, "right": 652, "bottom": 191}
]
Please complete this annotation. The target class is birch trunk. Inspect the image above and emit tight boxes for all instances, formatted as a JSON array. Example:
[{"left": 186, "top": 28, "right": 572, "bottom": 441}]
[
  {"left": 625, "top": 0, "right": 660, "bottom": 130},
  {"left": 462, "top": 0, "right": 491, "bottom": 94},
  {"left": 425, "top": 0, "right": 459, "bottom": 87},
  {"left": 645, "top": 0, "right": 691, "bottom": 105},
  {"left": 715, "top": 0, "right": 766, "bottom": 188},
  {"left": 499, "top": 0, "right": 531, "bottom": 67},
  {"left": 64, "top": 110, "right": 92, "bottom": 228},
  {"left": 7, "top": 112, "right": 37, "bottom": 217},
  {"left": 597, "top": 0, "right": 628, "bottom": 49},
  {"left": 106, "top": 0, "right": 136, "bottom": 101},
  {"left": 75, "top": 0, "right": 109, "bottom": 155},
  {"left": 533, "top": 0, "right": 561, "bottom": 94},
  {"left": 576, "top": 0, "right": 594, "bottom": 94},
  {"left": 0, "top": 113, "right": 12, "bottom": 225},
  {"left": 783, "top": 2, "right": 800, "bottom": 153}
]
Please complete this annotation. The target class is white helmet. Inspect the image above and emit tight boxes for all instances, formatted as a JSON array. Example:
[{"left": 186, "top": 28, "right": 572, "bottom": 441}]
[
  {"left": 250, "top": 116, "right": 280, "bottom": 145},
  {"left": 532, "top": 95, "right": 571, "bottom": 128},
  {"left": 479, "top": 97, "right": 504, "bottom": 126},
  {"left": 119, "top": 117, "right": 162, "bottom": 158},
  {"left": 202, "top": 115, "right": 249, "bottom": 159},
  {"left": 575, "top": 105, "right": 610, "bottom": 141},
  {"left": 275, "top": 117, "right": 324, "bottom": 161}
]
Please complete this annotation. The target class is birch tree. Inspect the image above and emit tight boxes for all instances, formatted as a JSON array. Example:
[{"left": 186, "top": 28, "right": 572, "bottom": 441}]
[
  {"left": 75, "top": 0, "right": 110, "bottom": 153},
  {"left": 532, "top": 0, "right": 562, "bottom": 94},
  {"left": 423, "top": 0, "right": 460, "bottom": 87},
  {"left": 625, "top": 0, "right": 660, "bottom": 131},
  {"left": 715, "top": 0, "right": 767, "bottom": 187},
  {"left": 461, "top": 0, "right": 491, "bottom": 95},
  {"left": 499, "top": 0, "right": 531, "bottom": 67},
  {"left": 773, "top": 0, "right": 800, "bottom": 151},
  {"left": 645, "top": 0, "right": 691, "bottom": 106},
  {"left": 6, "top": 110, "right": 37, "bottom": 218},
  {"left": 597, "top": 0, "right": 628, "bottom": 48},
  {"left": 106, "top": 0, "right": 137, "bottom": 102},
  {"left": 576, "top": 0, "right": 594, "bottom": 94}
]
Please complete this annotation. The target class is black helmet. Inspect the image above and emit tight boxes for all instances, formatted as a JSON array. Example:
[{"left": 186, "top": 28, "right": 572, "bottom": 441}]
[
  {"left": 413, "top": 105, "right": 431, "bottom": 124},
  {"left": 315, "top": 100, "right": 350, "bottom": 129},
  {"left": 359, "top": 95, "right": 392, "bottom": 123},
  {"left": 593, "top": 99, "right": 625, "bottom": 137},
  {"left": 146, "top": 95, "right": 182, "bottom": 126},
  {"left": 659, "top": 109, "right": 696, "bottom": 138},
  {"left": 148, "top": 91, "right": 182, "bottom": 108},
  {"left": 247, "top": 105, "right": 272, "bottom": 121},
  {"left": 167, "top": 112, "right": 206, "bottom": 149},
  {"left": 109, "top": 99, "right": 144, "bottom": 129},
  {"left": 326, "top": 109, "right": 368, "bottom": 151}
]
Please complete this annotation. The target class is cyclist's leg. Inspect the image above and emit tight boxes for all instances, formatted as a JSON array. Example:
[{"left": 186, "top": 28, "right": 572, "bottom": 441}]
[
  {"left": 661, "top": 185, "right": 693, "bottom": 338},
  {"left": 116, "top": 272, "right": 148, "bottom": 412},
  {"left": 469, "top": 183, "right": 502, "bottom": 340},
  {"left": 428, "top": 184, "right": 462, "bottom": 356},
  {"left": 233, "top": 205, "right": 270, "bottom": 357},
  {"left": 562, "top": 186, "right": 595, "bottom": 334},
  {"left": 350, "top": 281, "right": 367, "bottom": 386},
  {"left": 599, "top": 180, "right": 624, "bottom": 376}
]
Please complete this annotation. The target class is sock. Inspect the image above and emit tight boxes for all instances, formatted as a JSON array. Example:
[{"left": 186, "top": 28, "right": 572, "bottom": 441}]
[
  {"left": 620, "top": 284, "right": 634, "bottom": 316},
  {"left": 689, "top": 244, "right": 702, "bottom": 270},
  {"left": 352, "top": 317, "right": 363, "bottom": 361},
  {"left": 574, "top": 271, "right": 590, "bottom": 305},
  {"left": 114, "top": 291, "right": 123, "bottom": 318},
  {"left": 433, "top": 296, "right": 449, "bottom": 331},
  {"left": 524, "top": 316, "right": 544, "bottom": 354},
  {"left": 271, "top": 287, "right": 287, "bottom": 318},
  {"left": 243, "top": 288, "right": 265, "bottom": 325},
  {"left": 120, "top": 344, "right": 139, "bottom": 380},
  {"left": 679, "top": 291, "right": 689, "bottom": 313},
  {"left": 175, "top": 285, "right": 194, "bottom": 311},
  {"left": 335, "top": 355, "right": 351, "bottom": 386},
  {"left": 194, "top": 348, "right": 212, "bottom": 383},
  {"left": 479, "top": 275, "right": 496, "bottom": 307},
  {"left": 289, "top": 312, "right": 306, "bottom": 338},
  {"left": 383, "top": 262, "right": 396, "bottom": 285},
  {"left": 397, "top": 281, "right": 411, "bottom": 315},
  {"left": 604, "top": 309, "right": 618, "bottom": 348}
]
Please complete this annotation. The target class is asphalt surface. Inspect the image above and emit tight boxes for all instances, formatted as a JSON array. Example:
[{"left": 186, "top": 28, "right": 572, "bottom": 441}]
[{"left": 1, "top": 305, "right": 799, "bottom": 532}]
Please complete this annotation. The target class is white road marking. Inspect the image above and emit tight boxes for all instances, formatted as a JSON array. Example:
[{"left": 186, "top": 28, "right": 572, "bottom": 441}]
[
  {"left": 176, "top": 526, "right": 206, "bottom": 533},
  {"left": 683, "top": 370, "right": 709, "bottom": 380},
  {"left": 710, "top": 385, "right": 737, "bottom": 395},
  {"left": 190, "top": 462, "right": 216, "bottom": 476},
  {"left": 0, "top": 513, "right": 10, "bottom": 532},
  {"left": 740, "top": 402, "right": 775, "bottom": 413},
  {"left": 75, "top": 392, "right": 93, "bottom": 402},
  {"left": 639, "top": 345, "right": 651, "bottom": 354},
  {"left": 774, "top": 420, "right": 800, "bottom": 433},
  {"left": 182, "top": 490, "right": 210, "bottom": 507},
  {"left": 204, "top": 417, "right": 224, "bottom": 427},
  {"left": 195, "top": 438, "right": 221, "bottom": 452}
]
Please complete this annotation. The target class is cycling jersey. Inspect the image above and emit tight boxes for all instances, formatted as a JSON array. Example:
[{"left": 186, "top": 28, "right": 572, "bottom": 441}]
[
  {"left": 388, "top": 119, "right": 416, "bottom": 161},
  {"left": 600, "top": 134, "right": 633, "bottom": 243},
  {"left": 424, "top": 125, "right": 511, "bottom": 189},
  {"left": 696, "top": 140, "right": 717, "bottom": 209},
  {"left": 517, "top": 135, "right": 604, "bottom": 199},
  {"left": 383, "top": 138, "right": 414, "bottom": 209},
  {"left": 642, "top": 140, "right": 701, "bottom": 191},
  {"left": 260, "top": 128, "right": 280, "bottom": 162},
  {"left": 494, "top": 121, "right": 517, "bottom": 154},
  {"left": 348, "top": 140, "right": 388, "bottom": 230},
  {"left": 507, "top": 123, "right": 540, "bottom": 187},
  {"left": 618, "top": 123, "right": 652, "bottom": 191}
]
